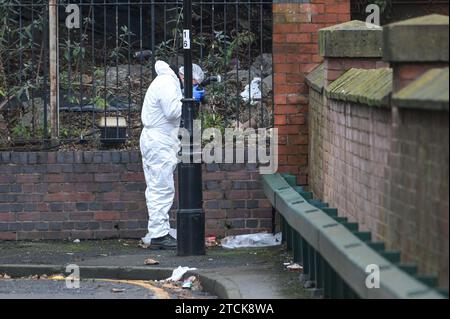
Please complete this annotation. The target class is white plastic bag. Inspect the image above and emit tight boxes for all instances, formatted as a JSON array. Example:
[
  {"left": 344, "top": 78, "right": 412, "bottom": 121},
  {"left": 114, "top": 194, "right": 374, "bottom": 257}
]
[
  {"left": 221, "top": 232, "right": 282, "bottom": 249},
  {"left": 240, "top": 77, "right": 262, "bottom": 104},
  {"left": 165, "top": 266, "right": 197, "bottom": 282}
]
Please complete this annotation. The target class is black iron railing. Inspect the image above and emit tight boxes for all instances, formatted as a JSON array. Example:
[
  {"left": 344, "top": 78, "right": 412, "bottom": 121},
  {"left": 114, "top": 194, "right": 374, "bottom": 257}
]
[
  {"left": 0, "top": 0, "right": 273, "bottom": 150},
  {"left": 262, "top": 173, "right": 447, "bottom": 299}
]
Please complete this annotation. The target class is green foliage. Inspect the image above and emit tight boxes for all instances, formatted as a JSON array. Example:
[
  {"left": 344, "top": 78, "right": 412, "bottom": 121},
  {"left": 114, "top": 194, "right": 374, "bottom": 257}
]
[
  {"left": 202, "top": 110, "right": 225, "bottom": 133},
  {"left": 11, "top": 122, "right": 30, "bottom": 139},
  {"left": 93, "top": 96, "right": 107, "bottom": 109},
  {"left": 201, "top": 30, "right": 256, "bottom": 75},
  {"left": 109, "top": 25, "right": 135, "bottom": 63}
]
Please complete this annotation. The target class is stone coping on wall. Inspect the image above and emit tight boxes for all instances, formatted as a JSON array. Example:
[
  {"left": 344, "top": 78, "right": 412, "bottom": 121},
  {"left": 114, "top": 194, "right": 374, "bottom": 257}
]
[
  {"left": 392, "top": 67, "right": 449, "bottom": 111},
  {"left": 319, "top": 20, "right": 383, "bottom": 58},
  {"left": 324, "top": 68, "right": 392, "bottom": 107},
  {"left": 383, "top": 14, "right": 449, "bottom": 63},
  {"left": 305, "top": 63, "right": 324, "bottom": 93},
  {"left": 0, "top": 151, "right": 142, "bottom": 166}
]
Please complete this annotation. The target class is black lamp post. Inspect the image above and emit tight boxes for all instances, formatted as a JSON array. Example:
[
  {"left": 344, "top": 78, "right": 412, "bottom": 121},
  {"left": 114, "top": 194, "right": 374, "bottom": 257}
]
[{"left": 177, "top": 0, "right": 205, "bottom": 256}]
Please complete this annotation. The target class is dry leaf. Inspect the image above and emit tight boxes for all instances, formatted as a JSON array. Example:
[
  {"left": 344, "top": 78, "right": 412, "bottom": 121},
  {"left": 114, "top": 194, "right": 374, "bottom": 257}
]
[{"left": 144, "top": 258, "right": 160, "bottom": 265}]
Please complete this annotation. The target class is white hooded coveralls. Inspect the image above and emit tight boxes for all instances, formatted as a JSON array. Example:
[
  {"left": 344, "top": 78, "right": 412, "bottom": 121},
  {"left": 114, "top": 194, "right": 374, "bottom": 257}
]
[{"left": 140, "top": 61, "right": 182, "bottom": 244}]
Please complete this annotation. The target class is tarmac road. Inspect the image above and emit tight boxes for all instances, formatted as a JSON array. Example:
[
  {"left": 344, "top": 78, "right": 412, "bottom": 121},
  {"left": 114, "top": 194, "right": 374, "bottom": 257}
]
[
  {"left": 0, "top": 277, "right": 217, "bottom": 299},
  {"left": 0, "top": 278, "right": 157, "bottom": 299}
]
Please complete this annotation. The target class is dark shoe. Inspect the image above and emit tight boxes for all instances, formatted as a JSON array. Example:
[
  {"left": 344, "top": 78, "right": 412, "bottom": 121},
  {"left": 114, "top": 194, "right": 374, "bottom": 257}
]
[{"left": 149, "top": 234, "right": 177, "bottom": 250}]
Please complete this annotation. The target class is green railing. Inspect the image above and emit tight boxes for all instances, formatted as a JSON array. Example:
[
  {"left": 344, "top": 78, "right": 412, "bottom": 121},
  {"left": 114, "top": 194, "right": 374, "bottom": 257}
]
[{"left": 262, "top": 173, "right": 446, "bottom": 299}]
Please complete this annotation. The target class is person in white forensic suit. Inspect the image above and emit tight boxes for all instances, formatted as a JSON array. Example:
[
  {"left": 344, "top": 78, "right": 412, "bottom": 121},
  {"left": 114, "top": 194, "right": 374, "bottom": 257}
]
[{"left": 139, "top": 60, "right": 183, "bottom": 249}]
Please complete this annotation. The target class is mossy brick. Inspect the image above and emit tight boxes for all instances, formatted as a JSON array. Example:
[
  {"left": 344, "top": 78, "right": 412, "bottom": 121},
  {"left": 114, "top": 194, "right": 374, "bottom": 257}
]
[
  {"left": 392, "top": 67, "right": 449, "bottom": 111},
  {"left": 319, "top": 20, "right": 383, "bottom": 58},
  {"left": 325, "top": 67, "right": 392, "bottom": 107},
  {"left": 383, "top": 14, "right": 449, "bottom": 62},
  {"left": 305, "top": 63, "right": 324, "bottom": 92}
]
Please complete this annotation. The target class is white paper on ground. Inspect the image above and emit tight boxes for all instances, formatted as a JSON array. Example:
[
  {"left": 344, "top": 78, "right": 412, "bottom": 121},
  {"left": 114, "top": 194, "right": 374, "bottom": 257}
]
[
  {"left": 221, "top": 232, "right": 282, "bottom": 249},
  {"left": 165, "top": 266, "right": 197, "bottom": 282}
]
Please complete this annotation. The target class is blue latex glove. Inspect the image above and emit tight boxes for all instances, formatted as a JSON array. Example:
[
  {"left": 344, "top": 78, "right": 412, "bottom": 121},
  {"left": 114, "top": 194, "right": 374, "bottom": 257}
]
[{"left": 193, "top": 85, "right": 205, "bottom": 102}]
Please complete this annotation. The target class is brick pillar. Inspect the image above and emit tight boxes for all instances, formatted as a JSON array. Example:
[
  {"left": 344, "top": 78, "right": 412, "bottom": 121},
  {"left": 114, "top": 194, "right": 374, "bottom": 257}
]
[
  {"left": 273, "top": 0, "right": 350, "bottom": 185},
  {"left": 318, "top": 20, "right": 387, "bottom": 87},
  {"left": 383, "top": 14, "right": 449, "bottom": 92}
]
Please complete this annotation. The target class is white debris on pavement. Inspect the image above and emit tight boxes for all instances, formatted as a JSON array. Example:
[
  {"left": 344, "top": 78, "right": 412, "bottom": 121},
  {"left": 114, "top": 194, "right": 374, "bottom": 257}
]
[
  {"left": 165, "top": 266, "right": 197, "bottom": 282},
  {"left": 221, "top": 232, "right": 282, "bottom": 249},
  {"left": 286, "top": 263, "right": 303, "bottom": 271}
]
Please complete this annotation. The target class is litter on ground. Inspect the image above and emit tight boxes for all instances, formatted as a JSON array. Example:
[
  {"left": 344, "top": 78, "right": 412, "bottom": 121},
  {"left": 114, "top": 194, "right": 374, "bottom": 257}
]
[
  {"left": 220, "top": 232, "right": 282, "bottom": 249},
  {"left": 165, "top": 266, "right": 197, "bottom": 282},
  {"left": 144, "top": 258, "right": 160, "bottom": 266}
]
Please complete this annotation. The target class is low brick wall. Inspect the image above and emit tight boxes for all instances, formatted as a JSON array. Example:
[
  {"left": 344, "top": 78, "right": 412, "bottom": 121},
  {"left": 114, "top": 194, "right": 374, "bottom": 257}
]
[{"left": 0, "top": 151, "right": 271, "bottom": 240}]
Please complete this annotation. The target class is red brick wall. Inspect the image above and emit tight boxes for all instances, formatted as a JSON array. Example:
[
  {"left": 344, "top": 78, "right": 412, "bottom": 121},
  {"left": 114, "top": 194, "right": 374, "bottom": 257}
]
[
  {"left": 308, "top": 87, "right": 449, "bottom": 288},
  {"left": 273, "top": 0, "right": 350, "bottom": 185},
  {"left": 0, "top": 151, "right": 271, "bottom": 241}
]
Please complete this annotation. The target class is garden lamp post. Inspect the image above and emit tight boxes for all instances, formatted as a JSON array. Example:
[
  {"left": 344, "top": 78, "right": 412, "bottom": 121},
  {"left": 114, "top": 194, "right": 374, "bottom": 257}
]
[{"left": 177, "top": 0, "right": 206, "bottom": 256}]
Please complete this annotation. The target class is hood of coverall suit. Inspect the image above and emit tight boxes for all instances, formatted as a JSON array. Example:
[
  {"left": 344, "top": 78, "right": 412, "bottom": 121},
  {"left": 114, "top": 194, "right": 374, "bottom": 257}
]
[{"left": 141, "top": 60, "right": 183, "bottom": 140}]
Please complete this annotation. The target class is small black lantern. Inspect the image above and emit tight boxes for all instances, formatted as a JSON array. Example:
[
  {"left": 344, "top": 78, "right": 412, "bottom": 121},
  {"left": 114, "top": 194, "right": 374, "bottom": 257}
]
[{"left": 98, "top": 116, "right": 127, "bottom": 146}]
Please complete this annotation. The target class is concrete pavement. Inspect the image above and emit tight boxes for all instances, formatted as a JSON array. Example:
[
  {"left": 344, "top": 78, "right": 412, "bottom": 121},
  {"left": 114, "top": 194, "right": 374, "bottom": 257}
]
[{"left": 0, "top": 240, "right": 310, "bottom": 299}]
